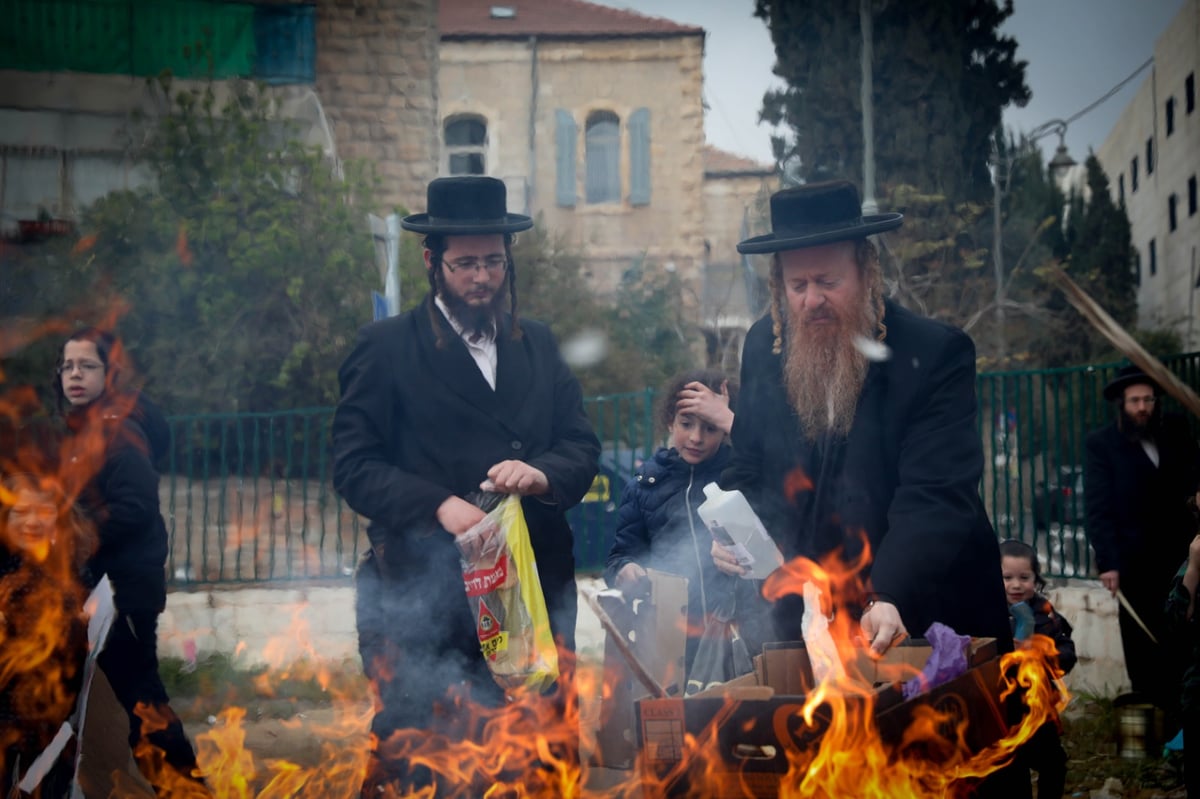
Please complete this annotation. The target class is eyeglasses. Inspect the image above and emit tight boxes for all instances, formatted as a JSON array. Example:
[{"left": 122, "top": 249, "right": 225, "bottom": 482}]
[
  {"left": 57, "top": 360, "right": 104, "bottom": 375},
  {"left": 444, "top": 255, "right": 508, "bottom": 275}
]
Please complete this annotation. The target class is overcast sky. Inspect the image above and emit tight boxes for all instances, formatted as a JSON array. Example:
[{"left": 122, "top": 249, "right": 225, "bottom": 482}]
[{"left": 590, "top": 0, "right": 1187, "bottom": 168}]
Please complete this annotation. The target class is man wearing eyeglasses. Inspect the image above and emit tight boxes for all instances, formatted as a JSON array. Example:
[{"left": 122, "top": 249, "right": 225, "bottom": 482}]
[
  {"left": 1085, "top": 364, "right": 1200, "bottom": 736},
  {"left": 332, "top": 176, "right": 600, "bottom": 794}
]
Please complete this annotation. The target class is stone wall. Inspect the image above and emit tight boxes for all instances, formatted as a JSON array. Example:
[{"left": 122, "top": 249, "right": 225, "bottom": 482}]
[
  {"left": 159, "top": 578, "right": 1132, "bottom": 700},
  {"left": 314, "top": 0, "right": 439, "bottom": 214}
]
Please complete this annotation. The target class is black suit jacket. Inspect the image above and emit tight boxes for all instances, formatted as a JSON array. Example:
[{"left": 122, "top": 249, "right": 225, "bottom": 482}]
[
  {"left": 332, "top": 296, "right": 600, "bottom": 652},
  {"left": 1084, "top": 414, "right": 1199, "bottom": 590},
  {"left": 723, "top": 301, "right": 1011, "bottom": 645}
]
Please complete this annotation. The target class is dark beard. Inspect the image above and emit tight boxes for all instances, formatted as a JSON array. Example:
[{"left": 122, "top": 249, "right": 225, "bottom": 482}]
[
  {"left": 782, "top": 296, "right": 875, "bottom": 441},
  {"left": 438, "top": 279, "right": 506, "bottom": 337},
  {"left": 1119, "top": 408, "right": 1159, "bottom": 440}
]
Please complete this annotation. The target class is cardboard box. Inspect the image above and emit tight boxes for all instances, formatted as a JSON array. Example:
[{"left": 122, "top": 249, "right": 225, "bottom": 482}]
[
  {"left": 592, "top": 570, "right": 689, "bottom": 768},
  {"left": 636, "top": 638, "right": 1007, "bottom": 798}
]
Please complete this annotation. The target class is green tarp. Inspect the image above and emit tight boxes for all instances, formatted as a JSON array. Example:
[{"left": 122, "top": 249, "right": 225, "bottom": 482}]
[{"left": 0, "top": 0, "right": 256, "bottom": 78}]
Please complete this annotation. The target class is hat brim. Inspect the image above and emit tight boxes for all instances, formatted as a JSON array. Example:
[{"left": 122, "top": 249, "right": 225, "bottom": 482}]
[
  {"left": 736, "top": 213, "right": 903, "bottom": 254},
  {"left": 400, "top": 213, "right": 533, "bottom": 235},
  {"left": 1103, "top": 373, "right": 1161, "bottom": 402}
]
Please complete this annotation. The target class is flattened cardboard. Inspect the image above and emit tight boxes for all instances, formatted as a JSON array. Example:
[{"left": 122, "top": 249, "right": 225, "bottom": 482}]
[
  {"left": 592, "top": 570, "right": 689, "bottom": 768},
  {"left": 636, "top": 637, "right": 1007, "bottom": 799}
]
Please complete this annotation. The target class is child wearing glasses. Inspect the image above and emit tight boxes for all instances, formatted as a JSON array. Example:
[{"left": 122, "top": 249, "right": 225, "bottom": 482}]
[{"left": 54, "top": 328, "right": 206, "bottom": 791}]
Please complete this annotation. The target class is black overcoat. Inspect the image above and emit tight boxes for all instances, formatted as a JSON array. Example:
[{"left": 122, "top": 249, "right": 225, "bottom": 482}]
[
  {"left": 722, "top": 301, "right": 1011, "bottom": 646},
  {"left": 332, "top": 295, "right": 599, "bottom": 729},
  {"left": 1084, "top": 413, "right": 1198, "bottom": 704}
]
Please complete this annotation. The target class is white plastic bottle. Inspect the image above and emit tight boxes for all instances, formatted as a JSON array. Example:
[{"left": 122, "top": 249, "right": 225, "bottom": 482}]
[{"left": 695, "top": 483, "right": 784, "bottom": 580}]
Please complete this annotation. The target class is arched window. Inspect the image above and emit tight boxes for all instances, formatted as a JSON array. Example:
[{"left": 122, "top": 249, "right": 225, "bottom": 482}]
[
  {"left": 444, "top": 115, "right": 487, "bottom": 175},
  {"left": 585, "top": 110, "right": 620, "bottom": 204}
]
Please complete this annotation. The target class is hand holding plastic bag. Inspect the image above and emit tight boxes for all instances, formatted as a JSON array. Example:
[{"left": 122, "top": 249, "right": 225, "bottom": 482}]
[{"left": 457, "top": 493, "right": 559, "bottom": 693}]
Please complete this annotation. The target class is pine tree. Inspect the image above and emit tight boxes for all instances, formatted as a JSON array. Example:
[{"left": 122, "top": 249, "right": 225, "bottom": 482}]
[{"left": 755, "top": 0, "right": 1030, "bottom": 202}]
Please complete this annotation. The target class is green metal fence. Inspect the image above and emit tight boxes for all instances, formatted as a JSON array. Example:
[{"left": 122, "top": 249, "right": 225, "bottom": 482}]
[
  {"left": 160, "top": 353, "right": 1200, "bottom": 586},
  {"left": 978, "top": 351, "right": 1200, "bottom": 578}
]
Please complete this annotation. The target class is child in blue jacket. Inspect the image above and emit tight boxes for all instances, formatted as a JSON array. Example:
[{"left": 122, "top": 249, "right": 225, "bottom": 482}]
[
  {"left": 1001, "top": 539, "right": 1076, "bottom": 799},
  {"left": 605, "top": 370, "right": 747, "bottom": 680}
]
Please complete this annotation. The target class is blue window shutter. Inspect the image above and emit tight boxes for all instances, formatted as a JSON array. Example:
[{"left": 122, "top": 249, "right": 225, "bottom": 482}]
[
  {"left": 555, "top": 109, "right": 577, "bottom": 208},
  {"left": 629, "top": 107, "right": 651, "bottom": 206}
]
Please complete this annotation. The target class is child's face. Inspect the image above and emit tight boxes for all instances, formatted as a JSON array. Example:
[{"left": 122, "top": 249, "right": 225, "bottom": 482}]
[
  {"left": 1001, "top": 555, "right": 1037, "bottom": 605},
  {"left": 4, "top": 487, "right": 57, "bottom": 562},
  {"left": 669, "top": 413, "right": 723, "bottom": 465}
]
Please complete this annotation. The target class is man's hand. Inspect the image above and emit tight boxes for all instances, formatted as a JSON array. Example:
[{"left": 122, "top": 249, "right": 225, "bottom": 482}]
[
  {"left": 676, "top": 380, "right": 735, "bottom": 434},
  {"left": 1099, "top": 569, "right": 1119, "bottom": 596},
  {"left": 483, "top": 460, "right": 550, "bottom": 496},
  {"left": 860, "top": 601, "right": 907, "bottom": 655},
  {"left": 711, "top": 539, "right": 748, "bottom": 576},
  {"left": 436, "top": 495, "right": 488, "bottom": 537}
]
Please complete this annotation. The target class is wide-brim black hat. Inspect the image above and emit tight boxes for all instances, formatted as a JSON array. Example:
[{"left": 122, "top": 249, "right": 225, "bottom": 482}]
[
  {"left": 1103, "top": 364, "right": 1162, "bottom": 401},
  {"left": 401, "top": 176, "right": 533, "bottom": 235},
  {"left": 737, "top": 180, "right": 903, "bottom": 254}
]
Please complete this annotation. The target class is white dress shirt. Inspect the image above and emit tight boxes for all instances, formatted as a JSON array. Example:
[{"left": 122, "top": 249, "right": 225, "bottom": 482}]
[{"left": 435, "top": 296, "right": 498, "bottom": 390}]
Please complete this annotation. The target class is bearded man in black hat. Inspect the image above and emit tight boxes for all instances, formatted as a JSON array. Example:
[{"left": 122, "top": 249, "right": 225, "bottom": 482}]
[
  {"left": 717, "top": 180, "right": 1012, "bottom": 655},
  {"left": 1085, "top": 365, "right": 1199, "bottom": 720},
  {"left": 332, "top": 176, "right": 600, "bottom": 793}
]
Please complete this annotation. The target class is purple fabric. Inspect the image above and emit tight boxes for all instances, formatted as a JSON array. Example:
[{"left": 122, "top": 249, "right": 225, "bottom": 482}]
[{"left": 902, "top": 622, "right": 971, "bottom": 700}]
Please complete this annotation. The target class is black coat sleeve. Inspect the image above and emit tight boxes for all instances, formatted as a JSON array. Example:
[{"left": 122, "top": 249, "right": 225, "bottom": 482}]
[
  {"left": 524, "top": 328, "right": 601, "bottom": 509},
  {"left": 332, "top": 325, "right": 455, "bottom": 536},
  {"left": 1084, "top": 430, "right": 1122, "bottom": 574},
  {"left": 95, "top": 426, "right": 161, "bottom": 548},
  {"left": 868, "top": 329, "right": 988, "bottom": 610},
  {"left": 605, "top": 481, "right": 650, "bottom": 585}
]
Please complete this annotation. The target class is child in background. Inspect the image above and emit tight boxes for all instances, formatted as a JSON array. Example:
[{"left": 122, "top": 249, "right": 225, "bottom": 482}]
[
  {"left": 0, "top": 473, "right": 91, "bottom": 795},
  {"left": 605, "top": 370, "right": 742, "bottom": 680},
  {"left": 1001, "top": 539, "right": 1076, "bottom": 799}
]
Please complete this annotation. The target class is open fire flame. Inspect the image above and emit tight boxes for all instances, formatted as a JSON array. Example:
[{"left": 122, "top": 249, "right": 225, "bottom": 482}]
[{"left": 1, "top": 332, "right": 1067, "bottom": 798}]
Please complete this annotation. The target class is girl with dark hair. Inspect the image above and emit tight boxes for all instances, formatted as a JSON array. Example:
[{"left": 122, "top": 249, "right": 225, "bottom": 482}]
[
  {"left": 1000, "top": 539, "right": 1076, "bottom": 799},
  {"left": 605, "top": 369, "right": 761, "bottom": 681},
  {"left": 55, "top": 328, "right": 204, "bottom": 793},
  {"left": 0, "top": 473, "right": 90, "bottom": 795}
]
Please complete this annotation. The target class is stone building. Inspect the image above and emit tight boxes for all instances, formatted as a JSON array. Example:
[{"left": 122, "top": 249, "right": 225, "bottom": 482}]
[
  {"left": 438, "top": 0, "right": 707, "bottom": 297},
  {"left": 438, "top": 0, "right": 777, "bottom": 357},
  {"left": 699, "top": 145, "right": 775, "bottom": 368},
  {"left": 0, "top": 0, "right": 438, "bottom": 234},
  {"left": 1096, "top": 0, "right": 1199, "bottom": 347}
]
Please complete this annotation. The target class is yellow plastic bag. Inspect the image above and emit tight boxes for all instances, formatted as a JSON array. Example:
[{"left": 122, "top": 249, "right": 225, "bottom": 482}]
[{"left": 458, "top": 494, "right": 559, "bottom": 693}]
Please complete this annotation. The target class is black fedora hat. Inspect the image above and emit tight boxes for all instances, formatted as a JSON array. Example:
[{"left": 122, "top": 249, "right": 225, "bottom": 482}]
[
  {"left": 737, "top": 180, "right": 903, "bottom": 254},
  {"left": 1103, "top": 364, "right": 1161, "bottom": 402},
  {"left": 401, "top": 176, "right": 533, "bottom": 235}
]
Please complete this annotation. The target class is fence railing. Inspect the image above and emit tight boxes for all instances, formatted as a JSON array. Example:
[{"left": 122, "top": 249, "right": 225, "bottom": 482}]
[{"left": 158, "top": 353, "right": 1200, "bottom": 586}]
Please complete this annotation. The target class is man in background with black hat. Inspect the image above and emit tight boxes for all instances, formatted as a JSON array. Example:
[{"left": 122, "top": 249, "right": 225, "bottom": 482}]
[
  {"left": 1085, "top": 364, "right": 1199, "bottom": 723},
  {"left": 718, "top": 179, "right": 1012, "bottom": 655},
  {"left": 332, "top": 176, "right": 599, "bottom": 793}
]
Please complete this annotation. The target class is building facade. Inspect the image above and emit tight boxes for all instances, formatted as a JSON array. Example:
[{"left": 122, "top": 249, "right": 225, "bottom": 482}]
[
  {"left": 0, "top": 0, "right": 438, "bottom": 236},
  {"left": 1096, "top": 0, "right": 1200, "bottom": 347}
]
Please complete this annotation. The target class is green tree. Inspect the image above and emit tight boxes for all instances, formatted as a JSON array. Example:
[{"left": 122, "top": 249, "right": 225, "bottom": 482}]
[
  {"left": 1039, "top": 154, "right": 1138, "bottom": 366},
  {"left": 513, "top": 226, "right": 694, "bottom": 399},
  {"left": 43, "top": 78, "right": 380, "bottom": 412},
  {"left": 756, "top": 0, "right": 1030, "bottom": 201}
]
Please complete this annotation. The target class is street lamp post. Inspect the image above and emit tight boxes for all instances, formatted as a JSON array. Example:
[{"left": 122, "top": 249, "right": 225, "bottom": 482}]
[
  {"left": 991, "top": 119, "right": 1076, "bottom": 365},
  {"left": 859, "top": 0, "right": 878, "bottom": 215}
]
